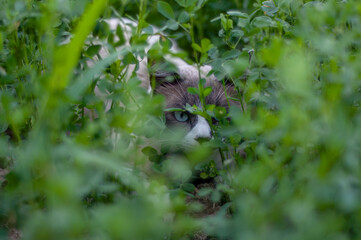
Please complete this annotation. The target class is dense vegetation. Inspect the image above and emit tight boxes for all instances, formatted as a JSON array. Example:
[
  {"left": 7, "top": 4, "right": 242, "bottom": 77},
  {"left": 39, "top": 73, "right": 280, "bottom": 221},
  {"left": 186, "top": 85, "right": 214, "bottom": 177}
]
[{"left": 1, "top": 0, "right": 361, "bottom": 239}]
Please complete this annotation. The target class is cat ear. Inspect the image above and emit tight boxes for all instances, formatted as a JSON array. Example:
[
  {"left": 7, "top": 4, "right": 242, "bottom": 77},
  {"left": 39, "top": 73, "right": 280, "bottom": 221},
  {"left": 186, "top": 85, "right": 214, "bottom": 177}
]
[
  {"left": 135, "top": 58, "right": 181, "bottom": 93},
  {"left": 149, "top": 61, "right": 182, "bottom": 91}
]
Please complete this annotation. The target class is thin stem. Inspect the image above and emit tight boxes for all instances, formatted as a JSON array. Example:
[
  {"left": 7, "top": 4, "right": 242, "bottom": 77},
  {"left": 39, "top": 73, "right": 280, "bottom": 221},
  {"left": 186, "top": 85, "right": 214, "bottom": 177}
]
[
  {"left": 137, "top": 0, "right": 148, "bottom": 36},
  {"left": 218, "top": 147, "right": 226, "bottom": 164},
  {"left": 190, "top": 15, "right": 206, "bottom": 111}
]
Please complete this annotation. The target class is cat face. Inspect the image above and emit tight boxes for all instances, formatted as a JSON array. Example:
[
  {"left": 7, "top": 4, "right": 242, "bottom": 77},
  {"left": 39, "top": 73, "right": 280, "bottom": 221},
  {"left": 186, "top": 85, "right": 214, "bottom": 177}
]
[{"left": 153, "top": 61, "right": 240, "bottom": 145}]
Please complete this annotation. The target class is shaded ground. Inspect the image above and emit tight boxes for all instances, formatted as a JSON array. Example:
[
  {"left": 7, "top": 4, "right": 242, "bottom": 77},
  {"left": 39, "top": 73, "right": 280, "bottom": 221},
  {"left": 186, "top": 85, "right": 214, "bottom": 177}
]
[{"left": 186, "top": 181, "right": 224, "bottom": 240}]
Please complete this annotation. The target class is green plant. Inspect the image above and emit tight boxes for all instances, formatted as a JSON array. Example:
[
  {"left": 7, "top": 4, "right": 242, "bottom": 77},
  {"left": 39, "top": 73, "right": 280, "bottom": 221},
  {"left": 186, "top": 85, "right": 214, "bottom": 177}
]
[{"left": 1, "top": 0, "right": 361, "bottom": 239}]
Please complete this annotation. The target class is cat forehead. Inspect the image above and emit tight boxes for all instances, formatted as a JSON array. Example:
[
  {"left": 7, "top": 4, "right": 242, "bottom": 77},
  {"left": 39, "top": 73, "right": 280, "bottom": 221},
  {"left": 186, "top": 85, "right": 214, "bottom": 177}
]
[{"left": 155, "top": 76, "right": 228, "bottom": 109}]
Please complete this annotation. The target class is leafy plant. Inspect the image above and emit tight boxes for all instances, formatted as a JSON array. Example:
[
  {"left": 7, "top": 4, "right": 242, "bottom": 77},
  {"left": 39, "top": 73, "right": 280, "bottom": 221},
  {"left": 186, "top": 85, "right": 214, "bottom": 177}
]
[{"left": 1, "top": 0, "right": 361, "bottom": 239}]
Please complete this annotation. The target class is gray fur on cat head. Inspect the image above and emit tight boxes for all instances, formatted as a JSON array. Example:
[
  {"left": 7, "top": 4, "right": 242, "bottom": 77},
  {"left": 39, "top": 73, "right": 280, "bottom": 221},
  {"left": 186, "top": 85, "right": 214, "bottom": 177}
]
[{"left": 151, "top": 58, "right": 240, "bottom": 145}]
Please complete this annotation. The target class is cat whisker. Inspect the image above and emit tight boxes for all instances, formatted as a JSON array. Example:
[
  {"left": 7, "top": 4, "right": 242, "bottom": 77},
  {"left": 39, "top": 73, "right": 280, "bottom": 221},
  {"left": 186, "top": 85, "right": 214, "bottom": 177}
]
[
  {"left": 175, "top": 78, "right": 187, "bottom": 96},
  {"left": 215, "top": 86, "right": 224, "bottom": 102},
  {"left": 169, "top": 84, "right": 186, "bottom": 101}
]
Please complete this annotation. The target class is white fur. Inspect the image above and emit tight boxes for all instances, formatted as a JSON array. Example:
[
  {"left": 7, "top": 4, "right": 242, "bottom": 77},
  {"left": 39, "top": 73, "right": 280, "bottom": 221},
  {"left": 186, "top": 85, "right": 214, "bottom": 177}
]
[{"left": 184, "top": 116, "right": 211, "bottom": 145}]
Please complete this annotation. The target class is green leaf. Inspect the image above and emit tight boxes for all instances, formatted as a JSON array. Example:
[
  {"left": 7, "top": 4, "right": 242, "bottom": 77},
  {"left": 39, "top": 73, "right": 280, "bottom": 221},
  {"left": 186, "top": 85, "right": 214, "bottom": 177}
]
[
  {"left": 110, "top": 59, "right": 123, "bottom": 77},
  {"left": 209, "top": 47, "right": 219, "bottom": 59},
  {"left": 203, "top": 86, "right": 212, "bottom": 97},
  {"left": 178, "top": 11, "right": 190, "bottom": 23},
  {"left": 214, "top": 106, "right": 227, "bottom": 119},
  {"left": 85, "top": 45, "right": 101, "bottom": 57},
  {"left": 196, "top": 0, "right": 207, "bottom": 10},
  {"left": 231, "top": 10, "right": 250, "bottom": 28},
  {"left": 261, "top": 1, "right": 278, "bottom": 17},
  {"left": 201, "top": 38, "right": 214, "bottom": 52},
  {"left": 252, "top": 16, "right": 277, "bottom": 28},
  {"left": 143, "top": 26, "right": 154, "bottom": 34},
  {"left": 206, "top": 104, "right": 216, "bottom": 112},
  {"left": 185, "top": 103, "right": 196, "bottom": 113},
  {"left": 141, "top": 146, "right": 160, "bottom": 163},
  {"left": 238, "top": 18, "right": 249, "bottom": 28},
  {"left": 157, "top": 1, "right": 175, "bottom": 20},
  {"left": 231, "top": 29, "right": 244, "bottom": 39},
  {"left": 220, "top": 14, "right": 228, "bottom": 30},
  {"left": 188, "top": 0, "right": 197, "bottom": 7},
  {"left": 175, "top": 0, "right": 197, "bottom": 7},
  {"left": 164, "top": 108, "right": 185, "bottom": 112},
  {"left": 141, "top": 146, "right": 158, "bottom": 156},
  {"left": 187, "top": 87, "right": 199, "bottom": 95},
  {"left": 123, "top": 51, "right": 137, "bottom": 65},
  {"left": 181, "top": 23, "right": 191, "bottom": 29},
  {"left": 197, "top": 187, "right": 213, "bottom": 197},
  {"left": 115, "top": 25, "right": 125, "bottom": 46},
  {"left": 227, "top": 10, "right": 249, "bottom": 18},
  {"left": 223, "top": 57, "right": 249, "bottom": 77},
  {"left": 229, "top": 29, "right": 244, "bottom": 47},
  {"left": 175, "top": 0, "right": 186, "bottom": 7},
  {"left": 182, "top": 183, "right": 196, "bottom": 193},
  {"left": 200, "top": 172, "right": 208, "bottom": 179},
  {"left": 165, "top": 19, "right": 179, "bottom": 30},
  {"left": 200, "top": 54, "right": 208, "bottom": 65},
  {"left": 221, "top": 49, "right": 241, "bottom": 59},
  {"left": 227, "top": 19, "right": 233, "bottom": 30},
  {"left": 230, "top": 29, "right": 244, "bottom": 38},
  {"left": 191, "top": 43, "right": 202, "bottom": 53},
  {"left": 276, "top": 18, "right": 290, "bottom": 29}
]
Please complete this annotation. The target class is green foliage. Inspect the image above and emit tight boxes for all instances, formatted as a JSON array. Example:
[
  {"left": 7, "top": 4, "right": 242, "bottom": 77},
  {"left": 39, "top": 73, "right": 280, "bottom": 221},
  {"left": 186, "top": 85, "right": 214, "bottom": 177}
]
[{"left": 1, "top": 0, "right": 361, "bottom": 239}]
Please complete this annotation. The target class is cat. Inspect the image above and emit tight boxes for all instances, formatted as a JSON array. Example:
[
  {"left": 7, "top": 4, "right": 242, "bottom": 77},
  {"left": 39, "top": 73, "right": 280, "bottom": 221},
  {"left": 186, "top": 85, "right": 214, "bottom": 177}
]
[{"left": 87, "top": 18, "right": 244, "bottom": 169}]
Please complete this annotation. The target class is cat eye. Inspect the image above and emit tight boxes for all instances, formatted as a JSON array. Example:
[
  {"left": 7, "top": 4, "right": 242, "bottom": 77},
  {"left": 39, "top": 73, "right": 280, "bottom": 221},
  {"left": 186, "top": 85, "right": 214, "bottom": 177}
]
[{"left": 174, "top": 111, "right": 189, "bottom": 122}]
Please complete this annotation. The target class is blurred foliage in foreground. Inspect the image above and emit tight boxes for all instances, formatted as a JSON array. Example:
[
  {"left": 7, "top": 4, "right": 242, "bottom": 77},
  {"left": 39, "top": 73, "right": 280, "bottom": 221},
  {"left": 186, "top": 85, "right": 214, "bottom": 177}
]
[{"left": 1, "top": 0, "right": 361, "bottom": 239}]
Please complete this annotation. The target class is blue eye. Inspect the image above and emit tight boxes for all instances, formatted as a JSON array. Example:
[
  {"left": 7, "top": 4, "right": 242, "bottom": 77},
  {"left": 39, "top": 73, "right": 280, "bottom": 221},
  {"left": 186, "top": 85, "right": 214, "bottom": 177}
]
[{"left": 174, "top": 111, "right": 189, "bottom": 122}]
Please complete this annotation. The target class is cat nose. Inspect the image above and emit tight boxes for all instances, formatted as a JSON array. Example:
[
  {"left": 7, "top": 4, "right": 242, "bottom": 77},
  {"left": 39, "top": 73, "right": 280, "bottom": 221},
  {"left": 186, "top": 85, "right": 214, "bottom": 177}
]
[
  {"left": 194, "top": 116, "right": 212, "bottom": 142},
  {"left": 184, "top": 115, "right": 212, "bottom": 144}
]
